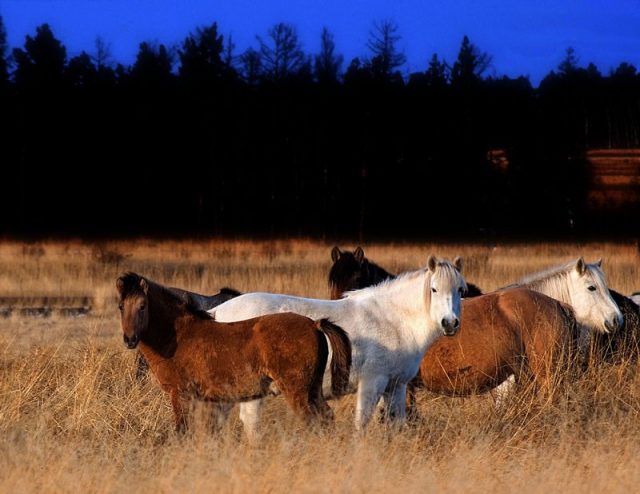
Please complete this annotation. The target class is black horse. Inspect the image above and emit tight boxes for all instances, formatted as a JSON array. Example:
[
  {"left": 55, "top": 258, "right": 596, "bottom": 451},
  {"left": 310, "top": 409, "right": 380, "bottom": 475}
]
[
  {"left": 134, "top": 286, "right": 242, "bottom": 379},
  {"left": 328, "top": 246, "right": 483, "bottom": 300}
]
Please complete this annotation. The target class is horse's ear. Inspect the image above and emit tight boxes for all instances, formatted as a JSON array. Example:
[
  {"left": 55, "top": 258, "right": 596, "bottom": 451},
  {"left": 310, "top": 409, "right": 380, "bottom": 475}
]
[
  {"left": 116, "top": 277, "right": 125, "bottom": 294},
  {"left": 595, "top": 258, "right": 602, "bottom": 267},
  {"left": 453, "top": 256, "right": 464, "bottom": 272},
  {"left": 427, "top": 255, "right": 437, "bottom": 272},
  {"left": 139, "top": 278, "right": 149, "bottom": 293},
  {"left": 575, "top": 257, "right": 586, "bottom": 275},
  {"left": 354, "top": 246, "right": 365, "bottom": 264},
  {"left": 331, "top": 246, "right": 341, "bottom": 262}
]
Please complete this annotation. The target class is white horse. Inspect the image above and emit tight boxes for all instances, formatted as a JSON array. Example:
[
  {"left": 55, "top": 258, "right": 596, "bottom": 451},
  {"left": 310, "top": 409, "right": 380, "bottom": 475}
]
[
  {"left": 493, "top": 257, "right": 623, "bottom": 405},
  {"left": 506, "top": 257, "right": 623, "bottom": 339},
  {"left": 210, "top": 256, "right": 467, "bottom": 433}
]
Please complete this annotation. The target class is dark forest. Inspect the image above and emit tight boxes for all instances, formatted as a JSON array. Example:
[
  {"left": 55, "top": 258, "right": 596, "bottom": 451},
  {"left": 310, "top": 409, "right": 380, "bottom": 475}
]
[{"left": 1, "top": 19, "right": 639, "bottom": 240}]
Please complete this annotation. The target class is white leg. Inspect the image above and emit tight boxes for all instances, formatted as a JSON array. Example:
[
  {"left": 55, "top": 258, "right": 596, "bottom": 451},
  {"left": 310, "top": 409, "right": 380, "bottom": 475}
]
[
  {"left": 239, "top": 399, "right": 263, "bottom": 442},
  {"left": 493, "top": 374, "right": 516, "bottom": 409},
  {"left": 355, "top": 375, "right": 388, "bottom": 432}
]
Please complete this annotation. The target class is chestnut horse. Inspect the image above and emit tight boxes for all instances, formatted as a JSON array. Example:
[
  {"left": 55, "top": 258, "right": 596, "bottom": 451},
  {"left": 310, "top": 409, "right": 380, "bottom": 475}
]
[
  {"left": 328, "top": 246, "right": 483, "bottom": 299},
  {"left": 134, "top": 285, "right": 242, "bottom": 380},
  {"left": 117, "top": 272, "right": 351, "bottom": 436},
  {"left": 412, "top": 288, "right": 578, "bottom": 406}
]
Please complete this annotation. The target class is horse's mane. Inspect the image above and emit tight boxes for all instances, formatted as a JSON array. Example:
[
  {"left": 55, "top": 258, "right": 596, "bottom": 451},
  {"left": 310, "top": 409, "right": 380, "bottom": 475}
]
[
  {"left": 341, "top": 261, "right": 463, "bottom": 299},
  {"left": 340, "top": 268, "right": 420, "bottom": 298},
  {"left": 219, "top": 287, "right": 242, "bottom": 296},
  {"left": 508, "top": 260, "right": 580, "bottom": 302},
  {"left": 118, "top": 272, "right": 145, "bottom": 298},
  {"left": 118, "top": 272, "right": 214, "bottom": 320}
]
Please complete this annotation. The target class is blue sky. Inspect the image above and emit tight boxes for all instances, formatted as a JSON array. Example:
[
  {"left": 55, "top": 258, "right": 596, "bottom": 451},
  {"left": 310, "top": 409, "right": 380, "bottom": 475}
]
[{"left": 1, "top": 0, "right": 639, "bottom": 85}]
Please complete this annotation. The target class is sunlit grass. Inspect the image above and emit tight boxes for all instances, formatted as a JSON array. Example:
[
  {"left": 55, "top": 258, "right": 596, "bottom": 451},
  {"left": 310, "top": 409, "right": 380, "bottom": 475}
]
[{"left": 0, "top": 238, "right": 639, "bottom": 492}]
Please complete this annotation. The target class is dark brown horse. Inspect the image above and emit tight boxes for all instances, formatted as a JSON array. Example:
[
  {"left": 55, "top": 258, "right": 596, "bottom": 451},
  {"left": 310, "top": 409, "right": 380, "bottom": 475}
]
[
  {"left": 169, "top": 285, "right": 242, "bottom": 311},
  {"left": 591, "top": 289, "right": 640, "bottom": 363},
  {"left": 117, "top": 272, "right": 351, "bottom": 435},
  {"left": 328, "top": 246, "right": 483, "bottom": 299},
  {"left": 328, "top": 246, "right": 394, "bottom": 300},
  {"left": 410, "top": 288, "right": 578, "bottom": 405},
  {"left": 135, "top": 285, "right": 242, "bottom": 379}
]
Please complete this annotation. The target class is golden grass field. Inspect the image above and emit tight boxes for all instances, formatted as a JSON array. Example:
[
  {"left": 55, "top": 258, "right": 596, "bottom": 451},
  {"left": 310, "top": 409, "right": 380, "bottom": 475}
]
[{"left": 1, "top": 238, "right": 639, "bottom": 493}]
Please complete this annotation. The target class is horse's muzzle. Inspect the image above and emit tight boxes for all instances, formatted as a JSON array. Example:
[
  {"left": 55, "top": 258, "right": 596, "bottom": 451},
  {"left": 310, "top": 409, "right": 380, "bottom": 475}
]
[
  {"left": 123, "top": 334, "right": 139, "bottom": 349},
  {"left": 442, "top": 317, "right": 460, "bottom": 337}
]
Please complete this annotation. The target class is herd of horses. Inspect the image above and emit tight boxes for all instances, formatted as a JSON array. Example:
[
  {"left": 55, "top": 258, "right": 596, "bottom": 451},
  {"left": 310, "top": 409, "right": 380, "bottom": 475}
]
[{"left": 116, "top": 246, "right": 640, "bottom": 438}]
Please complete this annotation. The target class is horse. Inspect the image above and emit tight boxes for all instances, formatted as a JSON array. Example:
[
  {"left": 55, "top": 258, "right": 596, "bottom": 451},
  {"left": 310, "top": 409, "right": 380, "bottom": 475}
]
[
  {"left": 411, "top": 288, "right": 579, "bottom": 406},
  {"left": 328, "top": 246, "right": 483, "bottom": 299},
  {"left": 482, "top": 258, "right": 624, "bottom": 401},
  {"left": 590, "top": 289, "right": 640, "bottom": 363},
  {"left": 168, "top": 286, "right": 242, "bottom": 311},
  {"left": 504, "top": 258, "right": 623, "bottom": 348},
  {"left": 116, "top": 272, "right": 351, "bottom": 437},
  {"left": 134, "top": 285, "right": 242, "bottom": 380},
  {"left": 328, "top": 246, "right": 395, "bottom": 300},
  {"left": 210, "top": 256, "right": 467, "bottom": 432}
]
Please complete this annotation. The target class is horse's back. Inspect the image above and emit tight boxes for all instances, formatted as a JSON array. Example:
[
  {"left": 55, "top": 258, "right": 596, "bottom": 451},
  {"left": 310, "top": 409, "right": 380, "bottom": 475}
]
[
  {"left": 495, "top": 288, "right": 576, "bottom": 343},
  {"left": 212, "top": 292, "right": 334, "bottom": 323},
  {"left": 211, "top": 292, "right": 286, "bottom": 321}
]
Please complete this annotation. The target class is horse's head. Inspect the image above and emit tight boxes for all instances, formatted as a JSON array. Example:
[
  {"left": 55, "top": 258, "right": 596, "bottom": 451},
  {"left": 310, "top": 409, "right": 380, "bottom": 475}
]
[
  {"left": 328, "top": 246, "right": 368, "bottom": 299},
  {"left": 567, "top": 258, "right": 623, "bottom": 334},
  {"left": 425, "top": 256, "right": 467, "bottom": 337},
  {"left": 116, "top": 272, "right": 150, "bottom": 349}
]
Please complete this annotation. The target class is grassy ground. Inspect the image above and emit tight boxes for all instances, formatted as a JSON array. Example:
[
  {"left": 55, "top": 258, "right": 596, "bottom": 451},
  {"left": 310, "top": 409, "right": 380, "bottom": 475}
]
[{"left": 1, "top": 238, "right": 639, "bottom": 493}]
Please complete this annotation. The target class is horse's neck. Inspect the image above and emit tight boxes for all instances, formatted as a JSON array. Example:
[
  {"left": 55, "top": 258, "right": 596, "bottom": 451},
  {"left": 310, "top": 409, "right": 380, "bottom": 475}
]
[
  {"left": 145, "top": 286, "right": 185, "bottom": 350},
  {"left": 351, "top": 273, "right": 431, "bottom": 342},
  {"left": 375, "top": 264, "right": 394, "bottom": 280}
]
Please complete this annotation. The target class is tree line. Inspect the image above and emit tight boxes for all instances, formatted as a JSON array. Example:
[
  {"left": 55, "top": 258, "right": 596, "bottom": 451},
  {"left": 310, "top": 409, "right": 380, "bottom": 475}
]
[{"left": 1, "top": 18, "right": 639, "bottom": 239}]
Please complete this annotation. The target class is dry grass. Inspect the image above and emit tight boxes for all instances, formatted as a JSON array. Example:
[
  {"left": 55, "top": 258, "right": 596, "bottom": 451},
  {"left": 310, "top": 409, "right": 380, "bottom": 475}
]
[{"left": 1, "top": 238, "right": 639, "bottom": 493}]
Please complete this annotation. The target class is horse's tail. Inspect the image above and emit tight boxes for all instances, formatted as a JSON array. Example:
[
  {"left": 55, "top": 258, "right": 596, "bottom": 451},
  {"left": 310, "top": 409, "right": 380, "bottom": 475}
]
[{"left": 316, "top": 319, "right": 352, "bottom": 396}]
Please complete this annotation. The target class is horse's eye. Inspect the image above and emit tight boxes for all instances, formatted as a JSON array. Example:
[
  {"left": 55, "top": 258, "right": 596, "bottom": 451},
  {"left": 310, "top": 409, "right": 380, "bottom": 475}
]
[
  {"left": 139, "top": 304, "right": 146, "bottom": 310},
  {"left": 588, "top": 286, "right": 596, "bottom": 292},
  {"left": 458, "top": 287, "right": 464, "bottom": 294},
  {"left": 431, "top": 288, "right": 437, "bottom": 293},
  {"left": 118, "top": 304, "right": 123, "bottom": 312}
]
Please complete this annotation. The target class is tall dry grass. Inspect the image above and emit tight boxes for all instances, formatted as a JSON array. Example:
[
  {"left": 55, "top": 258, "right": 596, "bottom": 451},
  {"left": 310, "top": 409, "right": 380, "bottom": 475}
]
[{"left": 1, "top": 238, "right": 639, "bottom": 492}]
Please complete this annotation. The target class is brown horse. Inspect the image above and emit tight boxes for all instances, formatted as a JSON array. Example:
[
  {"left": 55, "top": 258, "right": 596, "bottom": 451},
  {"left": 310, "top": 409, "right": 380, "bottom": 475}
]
[
  {"left": 328, "top": 246, "right": 395, "bottom": 300},
  {"left": 328, "top": 246, "right": 483, "bottom": 299},
  {"left": 134, "top": 285, "right": 242, "bottom": 380},
  {"left": 116, "top": 272, "right": 352, "bottom": 434},
  {"left": 411, "top": 288, "right": 578, "bottom": 405}
]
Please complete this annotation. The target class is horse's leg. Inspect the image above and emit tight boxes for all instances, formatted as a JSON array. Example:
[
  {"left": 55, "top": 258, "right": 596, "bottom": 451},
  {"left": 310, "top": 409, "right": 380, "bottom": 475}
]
[
  {"left": 210, "top": 402, "right": 234, "bottom": 434},
  {"left": 135, "top": 351, "right": 149, "bottom": 381},
  {"left": 238, "top": 399, "right": 263, "bottom": 443},
  {"left": 309, "top": 379, "right": 334, "bottom": 422},
  {"left": 169, "top": 390, "right": 189, "bottom": 433},
  {"left": 491, "top": 374, "right": 516, "bottom": 409},
  {"left": 385, "top": 380, "right": 408, "bottom": 426},
  {"left": 355, "top": 375, "right": 388, "bottom": 432},
  {"left": 406, "top": 377, "right": 422, "bottom": 422}
]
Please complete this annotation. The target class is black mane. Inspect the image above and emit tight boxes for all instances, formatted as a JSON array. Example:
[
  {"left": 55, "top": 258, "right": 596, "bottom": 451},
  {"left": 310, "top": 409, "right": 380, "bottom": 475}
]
[{"left": 117, "top": 271, "right": 144, "bottom": 298}]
